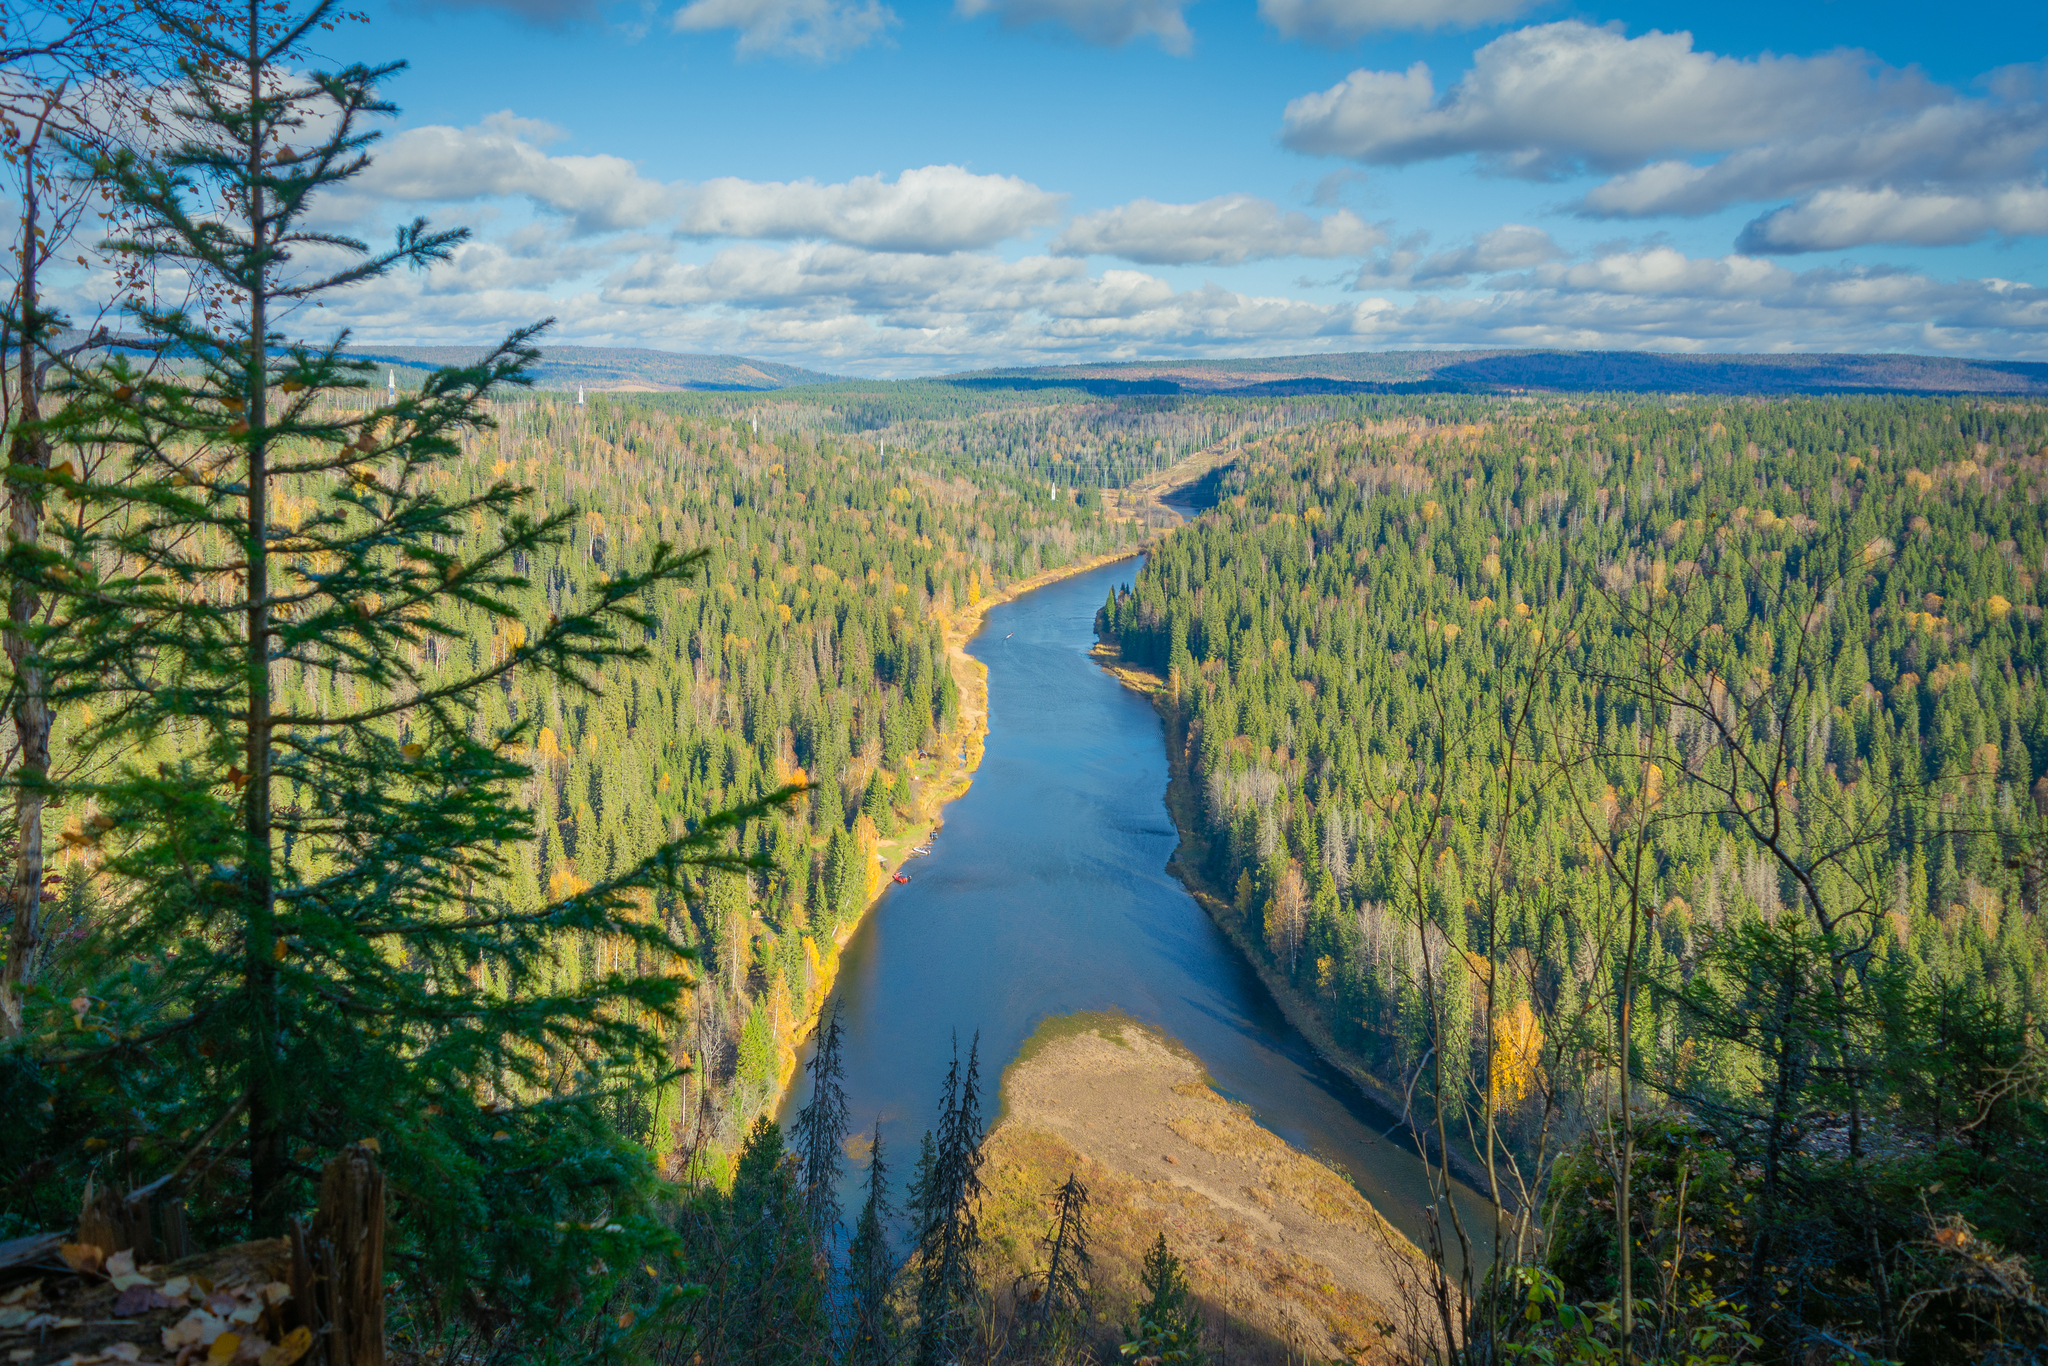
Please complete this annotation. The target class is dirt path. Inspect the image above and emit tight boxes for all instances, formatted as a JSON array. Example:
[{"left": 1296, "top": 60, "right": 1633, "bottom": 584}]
[{"left": 985, "top": 1015, "right": 1424, "bottom": 1363}]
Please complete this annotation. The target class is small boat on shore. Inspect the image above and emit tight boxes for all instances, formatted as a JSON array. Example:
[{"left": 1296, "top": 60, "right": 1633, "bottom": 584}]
[{"left": 891, "top": 873, "right": 911, "bottom": 884}]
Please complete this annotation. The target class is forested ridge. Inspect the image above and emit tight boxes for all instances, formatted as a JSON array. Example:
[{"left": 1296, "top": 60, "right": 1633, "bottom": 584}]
[
  {"left": 627, "top": 382, "right": 1423, "bottom": 493},
  {"left": 1100, "top": 393, "right": 2048, "bottom": 1359}
]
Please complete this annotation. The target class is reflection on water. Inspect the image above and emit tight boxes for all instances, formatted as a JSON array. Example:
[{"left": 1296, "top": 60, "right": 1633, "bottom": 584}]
[{"left": 779, "top": 556, "right": 1485, "bottom": 1259}]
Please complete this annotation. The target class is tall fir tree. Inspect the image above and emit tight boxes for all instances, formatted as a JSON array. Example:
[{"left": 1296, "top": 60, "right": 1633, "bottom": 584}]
[
  {"left": 1037, "top": 1171, "right": 1092, "bottom": 1322},
  {"left": 791, "top": 1003, "right": 850, "bottom": 1249},
  {"left": 909, "top": 1030, "right": 986, "bottom": 1366},
  {"left": 1, "top": 0, "right": 788, "bottom": 1340},
  {"left": 844, "top": 1123, "right": 897, "bottom": 1366}
]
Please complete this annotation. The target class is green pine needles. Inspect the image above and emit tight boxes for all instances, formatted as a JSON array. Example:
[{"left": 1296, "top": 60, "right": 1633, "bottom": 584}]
[
  {"left": 1, "top": 0, "right": 790, "bottom": 1344},
  {"left": 908, "top": 1030, "right": 987, "bottom": 1366}
]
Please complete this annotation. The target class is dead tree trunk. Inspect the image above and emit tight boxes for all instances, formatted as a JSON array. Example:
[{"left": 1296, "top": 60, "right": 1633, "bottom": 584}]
[{"left": 289, "top": 1145, "right": 386, "bottom": 1366}]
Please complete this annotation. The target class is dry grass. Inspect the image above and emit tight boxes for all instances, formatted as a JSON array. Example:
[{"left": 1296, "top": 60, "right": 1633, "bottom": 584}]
[{"left": 982, "top": 1015, "right": 1418, "bottom": 1363}]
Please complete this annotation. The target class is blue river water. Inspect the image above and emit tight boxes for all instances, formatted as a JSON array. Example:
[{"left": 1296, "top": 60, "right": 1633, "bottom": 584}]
[{"left": 778, "top": 555, "right": 1482, "bottom": 1257}]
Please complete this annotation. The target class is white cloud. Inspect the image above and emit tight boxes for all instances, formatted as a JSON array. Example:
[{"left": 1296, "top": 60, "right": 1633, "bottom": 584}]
[
  {"left": 671, "top": 0, "right": 898, "bottom": 60},
  {"left": 1348, "top": 223, "right": 1562, "bottom": 289},
  {"left": 955, "top": 0, "right": 1195, "bottom": 55},
  {"left": 1565, "top": 83, "right": 2048, "bottom": 252},
  {"left": 1280, "top": 22, "right": 1936, "bottom": 176},
  {"left": 1736, "top": 184, "right": 2048, "bottom": 253},
  {"left": 601, "top": 241, "right": 1369, "bottom": 354},
  {"left": 1275, "top": 21, "right": 2048, "bottom": 255},
  {"left": 301, "top": 227, "right": 2048, "bottom": 374},
  {"left": 1259, "top": 0, "right": 1538, "bottom": 41},
  {"left": 1411, "top": 224, "right": 1563, "bottom": 280},
  {"left": 1052, "top": 195, "right": 1383, "bottom": 264},
  {"left": 359, "top": 113, "right": 673, "bottom": 235},
  {"left": 1577, "top": 101, "right": 2048, "bottom": 219},
  {"left": 675, "top": 166, "right": 1064, "bottom": 252}
]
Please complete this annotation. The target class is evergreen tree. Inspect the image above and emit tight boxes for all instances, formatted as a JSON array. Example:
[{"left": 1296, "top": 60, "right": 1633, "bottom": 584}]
[
  {"left": 792, "top": 1003, "right": 850, "bottom": 1248},
  {"left": 1, "top": 0, "right": 787, "bottom": 1338},
  {"left": 909, "top": 1030, "right": 986, "bottom": 1366},
  {"left": 671, "top": 1116, "right": 832, "bottom": 1365},
  {"left": 1037, "top": 1171, "right": 1092, "bottom": 1322},
  {"left": 1119, "top": 1234, "right": 1205, "bottom": 1365},
  {"left": 844, "top": 1123, "right": 897, "bottom": 1366}
]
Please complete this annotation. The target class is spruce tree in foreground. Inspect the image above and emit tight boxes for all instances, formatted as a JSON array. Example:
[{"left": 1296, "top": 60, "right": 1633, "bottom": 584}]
[
  {"left": 1037, "top": 1172, "right": 1092, "bottom": 1322},
  {"left": 909, "top": 1031, "right": 986, "bottom": 1366},
  {"left": 844, "top": 1124, "right": 897, "bottom": 1366},
  {"left": 1, "top": 0, "right": 787, "bottom": 1339},
  {"left": 792, "top": 1004, "right": 850, "bottom": 1249},
  {"left": 1120, "top": 1235, "right": 1205, "bottom": 1365}
]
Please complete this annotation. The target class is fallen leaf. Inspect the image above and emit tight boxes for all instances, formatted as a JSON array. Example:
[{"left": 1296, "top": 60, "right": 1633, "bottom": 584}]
[
  {"left": 207, "top": 1332, "right": 241, "bottom": 1363},
  {"left": 60, "top": 1244, "right": 105, "bottom": 1274},
  {"left": 163, "top": 1310, "right": 230, "bottom": 1351},
  {"left": 258, "top": 1327, "right": 312, "bottom": 1366},
  {"left": 258, "top": 1285, "right": 290, "bottom": 1307},
  {"left": 160, "top": 1277, "right": 192, "bottom": 1300},
  {"left": 115, "top": 1285, "right": 175, "bottom": 1315},
  {"left": 105, "top": 1344, "right": 142, "bottom": 1361},
  {"left": 400, "top": 743, "right": 425, "bottom": 760}
]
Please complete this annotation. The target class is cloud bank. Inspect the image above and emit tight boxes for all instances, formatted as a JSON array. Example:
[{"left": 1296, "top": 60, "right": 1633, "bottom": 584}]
[
  {"left": 1279, "top": 22, "right": 2048, "bottom": 254},
  {"left": 1280, "top": 22, "right": 1935, "bottom": 176},
  {"left": 675, "top": 166, "right": 1064, "bottom": 253},
  {"left": 359, "top": 113, "right": 673, "bottom": 235},
  {"left": 1053, "top": 196, "right": 1382, "bottom": 264}
]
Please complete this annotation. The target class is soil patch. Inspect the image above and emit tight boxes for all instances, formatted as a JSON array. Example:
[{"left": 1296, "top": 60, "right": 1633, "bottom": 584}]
[{"left": 982, "top": 1014, "right": 1424, "bottom": 1364}]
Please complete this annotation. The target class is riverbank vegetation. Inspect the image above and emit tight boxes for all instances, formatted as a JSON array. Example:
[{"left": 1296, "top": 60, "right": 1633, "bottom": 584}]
[
  {"left": 6, "top": 0, "right": 2045, "bottom": 1359},
  {"left": 1098, "top": 396, "right": 2048, "bottom": 1362}
]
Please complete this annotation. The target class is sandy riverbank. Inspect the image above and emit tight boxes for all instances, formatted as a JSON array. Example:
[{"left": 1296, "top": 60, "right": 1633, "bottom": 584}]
[{"left": 982, "top": 1013, "right": 1421, "bottom": 1364}]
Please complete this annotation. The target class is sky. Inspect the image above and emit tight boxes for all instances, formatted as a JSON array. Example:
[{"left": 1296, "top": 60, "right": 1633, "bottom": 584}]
[{"left": 279, "top": 0, "right": 2048, "bottom": 373}]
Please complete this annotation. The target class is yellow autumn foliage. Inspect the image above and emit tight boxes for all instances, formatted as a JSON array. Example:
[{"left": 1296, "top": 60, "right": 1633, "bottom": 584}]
[{"left": 1490, "top": 998, "right": 1543, "bottom": 1112}]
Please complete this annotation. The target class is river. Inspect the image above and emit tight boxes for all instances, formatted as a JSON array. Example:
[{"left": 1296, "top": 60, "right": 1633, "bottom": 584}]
[{"left": 778, "top": 555, "right": 1484, "bottom": 1259}]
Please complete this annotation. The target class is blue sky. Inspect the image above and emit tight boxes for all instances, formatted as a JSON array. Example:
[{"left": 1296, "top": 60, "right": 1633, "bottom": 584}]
[{"left": 293, "top": 0, "right": 2048, "bottom": 373}]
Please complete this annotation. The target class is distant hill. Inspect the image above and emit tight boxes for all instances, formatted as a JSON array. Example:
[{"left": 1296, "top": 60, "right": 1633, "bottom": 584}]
[
  {"left": 942, "top": 349, "right": 2048, "bottom": 398},
  {"left": 46, "top": 335, "right": 2047, "bottom": 398},
  {"left": 347, "top": 344, "right": 839, "bottom": 393}
]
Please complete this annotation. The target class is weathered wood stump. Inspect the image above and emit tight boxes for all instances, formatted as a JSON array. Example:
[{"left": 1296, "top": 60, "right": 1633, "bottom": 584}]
[
  {"left": 0, "top": 1144, "right": 385, "bottom": 1366},
  {"left": 290, "top": 1144, "right": 387, "bottom": 1366}
]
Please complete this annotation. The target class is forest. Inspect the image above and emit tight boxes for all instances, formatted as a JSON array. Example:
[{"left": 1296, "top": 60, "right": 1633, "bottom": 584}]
[
  {"left": 4, "top": 0, "right": 2047, "bottom": 1360},
  {"left": 1099, "top": 393, "right": 2048, "bottom": 1361}
]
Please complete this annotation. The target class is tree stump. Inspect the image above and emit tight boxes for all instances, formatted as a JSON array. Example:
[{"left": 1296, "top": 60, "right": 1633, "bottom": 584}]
[{"left": 289, "top": 1144, "right": 386, "bottom": 1366}]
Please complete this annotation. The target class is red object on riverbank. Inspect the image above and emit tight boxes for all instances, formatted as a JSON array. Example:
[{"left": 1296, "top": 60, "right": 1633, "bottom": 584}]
[{"left": 892, "top": 873, "right": 910, "bottom": 884}]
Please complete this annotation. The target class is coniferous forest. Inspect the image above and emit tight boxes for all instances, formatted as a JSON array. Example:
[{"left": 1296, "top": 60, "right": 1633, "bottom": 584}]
[
  {"left": 1098, "top": 396, "right": 2048, "bottom": 1361},
  {"left": 3, "top": 2, "right": 2046, "bottom": 1364}
]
